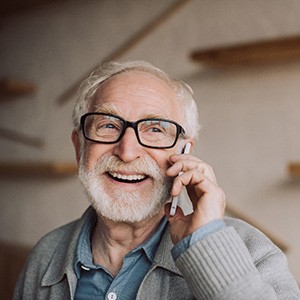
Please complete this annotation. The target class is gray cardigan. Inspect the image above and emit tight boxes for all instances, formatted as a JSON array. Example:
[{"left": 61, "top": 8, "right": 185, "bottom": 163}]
[{"left": 14, "top": 207, "right": 300, "bottom": 299}]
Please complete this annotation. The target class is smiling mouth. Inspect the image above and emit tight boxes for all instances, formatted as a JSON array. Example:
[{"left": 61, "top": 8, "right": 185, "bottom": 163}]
[{"left": 108, "top": 172, "right": 147, "bottom": 183}]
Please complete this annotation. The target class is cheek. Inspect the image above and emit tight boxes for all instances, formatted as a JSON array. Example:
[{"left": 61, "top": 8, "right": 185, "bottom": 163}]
[
  {"left": 81, "top": 144, "right": 110, "bottom": 170},
  {"left": 155, "top": 145, "right": 184, "bottom": 174},
  {"left": 150, "top": 152, "right": 173, "bottom": 173}
]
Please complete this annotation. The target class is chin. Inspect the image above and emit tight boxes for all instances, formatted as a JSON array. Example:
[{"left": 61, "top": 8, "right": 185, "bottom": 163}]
[{"left": 89, "top": 191, "right": 166, "bottom": 223}]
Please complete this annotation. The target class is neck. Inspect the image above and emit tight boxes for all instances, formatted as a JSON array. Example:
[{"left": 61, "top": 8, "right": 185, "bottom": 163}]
[{"left": 91, "top": 210, "right": 165, "bottom": 276}]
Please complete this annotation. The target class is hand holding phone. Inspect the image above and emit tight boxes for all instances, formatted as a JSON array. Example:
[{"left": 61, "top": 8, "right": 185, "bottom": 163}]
[{"left": 169, "top": 142, "right": 191, "bottom": 216}]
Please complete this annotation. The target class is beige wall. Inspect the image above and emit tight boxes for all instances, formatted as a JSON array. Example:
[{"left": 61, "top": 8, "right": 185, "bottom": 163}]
[{"left": 1, "top": 0, "right": 300, "bottom": 281}]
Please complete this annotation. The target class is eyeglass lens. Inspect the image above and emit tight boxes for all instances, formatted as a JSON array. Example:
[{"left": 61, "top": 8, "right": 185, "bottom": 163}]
[{"left": 83, "top": 114, "right": 180, "bottom": 148}]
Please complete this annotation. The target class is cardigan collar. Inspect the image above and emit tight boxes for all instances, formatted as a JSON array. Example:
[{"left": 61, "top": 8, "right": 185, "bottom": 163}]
[{"left": 41, "top": 206, "right": 181, "bottom": 296}]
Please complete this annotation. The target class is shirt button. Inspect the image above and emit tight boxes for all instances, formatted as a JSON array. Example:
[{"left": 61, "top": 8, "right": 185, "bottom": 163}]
[
  {"left": 81, "top": 265, "right": 90, "bottom": 271},
  {"left": 107, "top": 292, "right": 117, "bottom": 300}
]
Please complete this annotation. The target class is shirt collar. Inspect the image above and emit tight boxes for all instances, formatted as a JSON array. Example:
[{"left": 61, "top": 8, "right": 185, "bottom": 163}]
[
  {"left": 74, "top": 208, "right": 168, "bottom": 278},
  {"left": 135, "top": 217, "right": 168, "bottom": 262},
  {"left": 74, "top": 209, "right": 97, "bottom": 277}
]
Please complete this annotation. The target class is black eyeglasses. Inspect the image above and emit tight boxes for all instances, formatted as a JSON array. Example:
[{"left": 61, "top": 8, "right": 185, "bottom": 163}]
[{"left": 80, "top": 112, "right": 186, "bottom": 149}]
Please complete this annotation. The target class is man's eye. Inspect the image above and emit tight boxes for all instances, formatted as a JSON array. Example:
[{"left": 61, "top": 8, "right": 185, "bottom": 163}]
[
  {"left": 102, "top": 123, "right": 117, "bottom": 129},
  {"left": 149, "top": 126, "right": 163, "bottom": 133},
  {"left": 94, "top": 121, "right": 119, "bottom": 131}
]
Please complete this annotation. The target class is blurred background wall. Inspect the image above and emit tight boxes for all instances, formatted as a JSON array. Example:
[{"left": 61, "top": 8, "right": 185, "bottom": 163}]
[{"left": 1, "top": 0, "right": 300, "bottom": 295}]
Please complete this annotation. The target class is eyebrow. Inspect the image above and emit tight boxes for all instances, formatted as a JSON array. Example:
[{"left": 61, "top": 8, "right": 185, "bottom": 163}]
[
  {"left": 94, "top": 105, "right": 170, "bottom": 120},
  {"left": 142, "top": 113, "right": 169, "bottom": 120}
]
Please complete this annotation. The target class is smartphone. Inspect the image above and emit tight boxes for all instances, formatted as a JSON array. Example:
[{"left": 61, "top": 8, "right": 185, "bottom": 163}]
[{"left": 169, "top": 142, "right": 191, "bottom": 216}]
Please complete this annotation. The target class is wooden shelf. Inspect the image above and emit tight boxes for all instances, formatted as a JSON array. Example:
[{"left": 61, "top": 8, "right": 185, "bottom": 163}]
[
  {"left": 0, "top": 162, "right": 77, "bottom": 176},
  {"left": 190, "top": 35, "right": 300, "bottom": 67},
  {"left": 288, "top": 162, "right": 300, "bottom": 178},
  {"left": 0, "top": 78, "right": 36, "bottom": 98}
]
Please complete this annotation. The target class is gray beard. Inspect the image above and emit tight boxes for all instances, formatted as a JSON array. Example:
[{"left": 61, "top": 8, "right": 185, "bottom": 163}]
[{"left": 78, "top": 154, "right": 172, "bottom": 223}]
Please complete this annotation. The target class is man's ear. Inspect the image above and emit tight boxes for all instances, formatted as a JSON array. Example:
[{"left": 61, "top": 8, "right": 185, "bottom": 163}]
[
  {"left": 182, "top": 139, "right": 195, "bottom": 153},
  {"left": 71, "top": 130, "right": 81, "bottom": 165},
  {"left": 188, "top": 139, "right": 195, "bottom": 152}
]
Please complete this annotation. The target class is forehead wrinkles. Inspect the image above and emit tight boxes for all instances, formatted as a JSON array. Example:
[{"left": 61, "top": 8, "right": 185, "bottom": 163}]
[
  {"left": 92, "top": 71, "right": 178, "bottom": 103},
  {"left": 93, "top": 103, "right": 122, "bottom": 115},
  {"left": 90, "top": 72, "right": 183, "bottom": 123}
]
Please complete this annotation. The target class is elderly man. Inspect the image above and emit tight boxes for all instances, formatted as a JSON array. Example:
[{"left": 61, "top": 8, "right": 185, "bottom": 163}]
[{"left": 14, "top": 61, "right": 299, "bottom": 299}]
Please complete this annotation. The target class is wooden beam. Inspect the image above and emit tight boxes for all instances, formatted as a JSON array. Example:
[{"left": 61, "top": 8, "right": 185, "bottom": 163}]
[
  {"left": 0, "top": 78, "right": 36, "bottom": 98},
  {"left": 226, "top": 203, "right": 289, "bottom": 252},
  {"left": 190, "top": 35, "right": 300, "bottom": 68},
  {"left": 57, "top": 0, "right": 191, "bottom": 105},
  {"left": 0, "top": 127, "right": 43, "bottom": 148},
  {"left": 288, "top": 162, "right": 300, "bottom": 178},
  {"left": 0, "top": 161, "right": 77, "bottom": 176},
  {"left": 1, "top": 0, "right": 68, "bottom": 17}
]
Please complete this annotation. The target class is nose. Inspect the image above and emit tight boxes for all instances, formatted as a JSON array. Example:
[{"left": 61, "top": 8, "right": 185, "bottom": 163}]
[{"left": 112, "top": 127, "right": 143, "bottom": 162}]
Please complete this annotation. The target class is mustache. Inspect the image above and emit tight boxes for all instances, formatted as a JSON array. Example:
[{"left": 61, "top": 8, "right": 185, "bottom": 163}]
[{"left": 84, "top": 154, "right": 163, "bottom": 178}]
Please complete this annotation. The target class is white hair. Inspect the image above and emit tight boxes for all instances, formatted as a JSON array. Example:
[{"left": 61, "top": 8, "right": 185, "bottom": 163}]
[{"left": 72, "top": 60, "right": 201, "bottom": 139}]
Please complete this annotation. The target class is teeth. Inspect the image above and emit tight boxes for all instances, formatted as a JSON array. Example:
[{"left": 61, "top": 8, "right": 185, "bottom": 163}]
[{"left": 110, "top": 172, "right": 146, "bottom": 181}]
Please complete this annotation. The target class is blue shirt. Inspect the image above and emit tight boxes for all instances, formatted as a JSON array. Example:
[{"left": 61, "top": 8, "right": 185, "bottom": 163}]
[{"left": 74, "top": 209, "right": 225, "bottom": 300}]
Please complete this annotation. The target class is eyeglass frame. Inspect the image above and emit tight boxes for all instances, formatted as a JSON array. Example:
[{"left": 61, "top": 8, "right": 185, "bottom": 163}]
[{"left": 80, "top": 112, "right": 187, "bottom": 149}]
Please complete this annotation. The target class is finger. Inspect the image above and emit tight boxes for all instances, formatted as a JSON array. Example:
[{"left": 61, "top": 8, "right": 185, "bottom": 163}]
[
  {"left": 166, "top": 158, "right": 202, "bottom": 177},
  {"left": 170, "top": 170, "right": 206, "bottom": 197},
  {"left": 172, "top": 169, "right": 219, "bottom": 198},
  {"left": 167, "top": 159, "right": 217, "bottom": 184},
  {"left": 169, "top": 153, "right": 200, "bottom": 162},
  {"left": 168, "top": 153, "right": 207, "bottom": 173}
]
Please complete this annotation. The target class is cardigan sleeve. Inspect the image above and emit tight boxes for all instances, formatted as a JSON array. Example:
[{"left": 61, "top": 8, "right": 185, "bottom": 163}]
[
  {"left": 175, "top": 223, "right": 300, "bottom": 299},
  {"left": 171, "top": 219, "right": 226, "bottom": 260}
]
